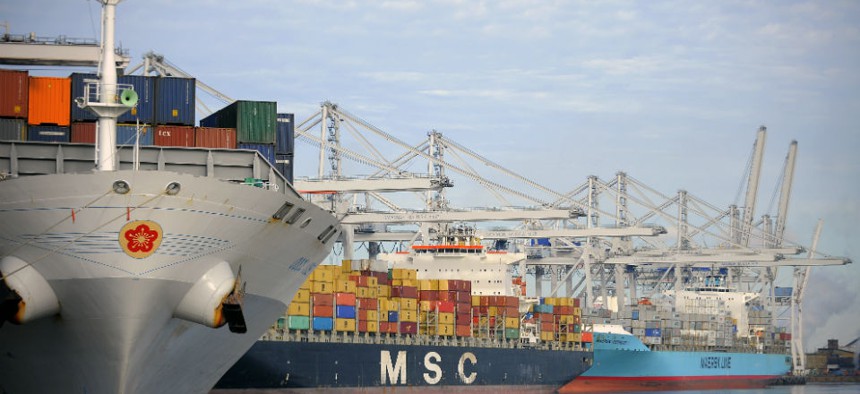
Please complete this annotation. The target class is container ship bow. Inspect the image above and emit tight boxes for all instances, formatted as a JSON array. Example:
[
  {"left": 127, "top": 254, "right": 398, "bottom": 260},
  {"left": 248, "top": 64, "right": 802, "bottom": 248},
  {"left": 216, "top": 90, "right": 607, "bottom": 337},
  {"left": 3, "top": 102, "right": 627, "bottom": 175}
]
[{"left": 0, "top": 1, "right": 340, "bottom": 393}]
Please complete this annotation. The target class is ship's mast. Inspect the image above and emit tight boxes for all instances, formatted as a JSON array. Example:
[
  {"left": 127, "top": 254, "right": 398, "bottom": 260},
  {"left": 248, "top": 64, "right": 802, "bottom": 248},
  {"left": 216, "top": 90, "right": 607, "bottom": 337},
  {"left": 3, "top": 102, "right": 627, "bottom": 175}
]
[{"left": 80, "top": 0, "right": 131, "bottom": 172}]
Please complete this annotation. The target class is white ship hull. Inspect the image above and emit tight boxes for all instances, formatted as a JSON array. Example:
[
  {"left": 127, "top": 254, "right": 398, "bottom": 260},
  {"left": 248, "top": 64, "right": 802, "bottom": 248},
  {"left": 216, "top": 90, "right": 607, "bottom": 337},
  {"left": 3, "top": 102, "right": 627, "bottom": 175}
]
[{"left": 0, "top": 170, "right": 339, "bottom": 393}]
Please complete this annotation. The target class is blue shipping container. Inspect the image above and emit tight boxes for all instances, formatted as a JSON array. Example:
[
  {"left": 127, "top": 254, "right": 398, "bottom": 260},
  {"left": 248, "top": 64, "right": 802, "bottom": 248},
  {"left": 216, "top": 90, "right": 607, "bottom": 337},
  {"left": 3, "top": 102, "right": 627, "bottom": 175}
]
[
  {"left": 632, "top": 309, "right": 640, "bottom": 320},
  {"left": 28, "top": 125, "right": 70, "bottom": 142},
  {"left": 276, "top": 113, "right": 294, "bottom": 155},
  {"left": 312, "top": 317, "right": 333, "bottom": 331},
  {"left": 534, "top": 304, "right": 554, "bottom": 314},
  {"left": 645, "top": 328, "right": 662, "bottom": 337},
  {"left": 335, "top": 305, "right": 356, "bottom": 319},
  {"left": 69, "top": 73, "right": 155, "bottom": 124},
  {"left": 275, "top": 153, "right": 293, "bottom": 184},
  {"left": 238, "top": 143, "right": 275, "bottom": 166},
  {"left": 388, "top": 311, "right": 399, "bottom": 322},
  {"left": 155, "top": 77, "right": 195, "bottom": 126},
  {"left": 116, "top": 124, "right": 154, "bottom": 146}
]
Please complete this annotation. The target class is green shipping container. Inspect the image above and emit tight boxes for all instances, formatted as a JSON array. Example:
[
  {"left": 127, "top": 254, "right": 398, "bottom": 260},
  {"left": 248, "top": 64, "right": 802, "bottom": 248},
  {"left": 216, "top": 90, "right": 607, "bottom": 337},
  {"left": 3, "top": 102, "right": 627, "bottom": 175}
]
[
  {"left": 276, "top": 317, "right": 286, "bottom": 329},
  {"left": 200, "top": 100, "right": 276, "bottom": 144},
  {"left": 505, "top": 328, "right": 520, "bottom": 339},
  {"left": 288, "top": 315, "right": 310, "bottom": 330}
]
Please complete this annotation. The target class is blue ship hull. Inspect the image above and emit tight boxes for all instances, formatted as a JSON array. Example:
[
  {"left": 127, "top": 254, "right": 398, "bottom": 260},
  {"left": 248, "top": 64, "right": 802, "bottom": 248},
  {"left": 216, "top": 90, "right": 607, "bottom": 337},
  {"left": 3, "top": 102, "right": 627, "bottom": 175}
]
[
  {"left": 559, "top": 332, "right": 791, "bottom": 392},
  {"left": 214, "top": 340, "right": 592, "bottom": 392}
]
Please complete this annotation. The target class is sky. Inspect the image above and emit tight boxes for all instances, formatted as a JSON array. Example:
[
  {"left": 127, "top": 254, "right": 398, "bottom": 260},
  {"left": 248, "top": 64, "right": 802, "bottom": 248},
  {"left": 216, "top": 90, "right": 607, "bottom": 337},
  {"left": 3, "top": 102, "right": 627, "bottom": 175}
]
[{"left": 2, "top": 0, "right": 858, "bottom": 352}]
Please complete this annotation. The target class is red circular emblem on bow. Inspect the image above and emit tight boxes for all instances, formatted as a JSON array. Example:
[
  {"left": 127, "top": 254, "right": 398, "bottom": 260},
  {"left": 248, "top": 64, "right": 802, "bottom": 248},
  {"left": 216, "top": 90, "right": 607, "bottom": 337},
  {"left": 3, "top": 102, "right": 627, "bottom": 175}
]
[{"left": 119, "top": 220, "right": 163, "bottom": 258}]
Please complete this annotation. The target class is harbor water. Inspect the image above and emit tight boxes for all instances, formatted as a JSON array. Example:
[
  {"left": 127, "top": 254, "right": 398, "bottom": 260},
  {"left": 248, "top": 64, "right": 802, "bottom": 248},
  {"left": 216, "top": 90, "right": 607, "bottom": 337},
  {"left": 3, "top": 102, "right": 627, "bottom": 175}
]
[{"left": 625, "top": 384, "right": 860, "bottom": 394}]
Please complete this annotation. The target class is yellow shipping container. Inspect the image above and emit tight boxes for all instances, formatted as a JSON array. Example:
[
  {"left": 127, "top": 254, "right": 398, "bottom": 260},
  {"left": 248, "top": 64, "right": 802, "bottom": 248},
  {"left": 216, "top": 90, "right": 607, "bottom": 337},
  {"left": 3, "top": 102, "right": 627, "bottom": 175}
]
[
  {"left": 419, "top": 279, "right": 438, "bottom": 291},
  {"left": 377, "top": 285, "right": 391, "bottom": 298},
  {"left": 439, "top": 312, "right": 454, "bottom": 325},
  {"left": 335, "top": 279, "right": 356, "bottom": 293},
  {"left": 405, "top": 270, "right": 417, "bottom": 280},
  {"left": 400, "top": 279, "right": 416, "bottom": 287},
  {"left": 505, "top": 316, "right": 520, "bottom": 328},
  {"left": 380, "top": 299, "right": 399, "bottom": 314},
  {"left": 299, "top": 279, "right": 311, "bottom": 290},
  {"left": 391, "top": 269, "right": 407, "bottom": 280},
  {"left": 288, "top": 302, "right": 310, "bottom": 316},
  {"left": 312, "top": 281, "right": 333, "bottom": 294},
  {"left": 471, "top": 295, "right": 481, "bottom": 306},
  {"left": 540, "top": 331, "right": 555, "bottom": 341},
  {"left": 367, "top": 287, "right": 379, "bottom": 298},
  {"left": 391, "top": 279, "right": 402, "bottom": 287},
  {"left": 366, "top": 277, "right": 378, "bottom": 287},
  {"left": 400, "top": 310, "right": 418, "bottom": 322},
  {"left": 396, "top": 298, "right": 418, "bottom": 311},
  {"left": 335, "top": 318, "right": 355, "bottom": 332},
  {"left": 366, "top": 320, "right": 378, "bottom": 333},
  {"left": 293, "top": 289, "right": 310, "bottom": 303},
  {"left": 573, "top": 307, "right": 581, "bottom": 316},
  {"left": 341, "top": 259, "right": 351, "bottom": 272},
  {"left": 312, "top": 269, "right": 333, "bottom": 282},
  {"left": 365, "top": 310, "right": 378, "bottom": 321},
  {"left": 488, "top": 306, "right": 498, "bottom": 316},
  {"left": 356, "top": 287, "right": 369, "bottom": 298},
  {"left": 570, "top": 333, "right": 582, "bottom": 342},
  {"left": 419, "top": 300, "right": 433, "bottom": 312},
  {"left": 437, "top": 324, "right": 454, "bottom": 336}
]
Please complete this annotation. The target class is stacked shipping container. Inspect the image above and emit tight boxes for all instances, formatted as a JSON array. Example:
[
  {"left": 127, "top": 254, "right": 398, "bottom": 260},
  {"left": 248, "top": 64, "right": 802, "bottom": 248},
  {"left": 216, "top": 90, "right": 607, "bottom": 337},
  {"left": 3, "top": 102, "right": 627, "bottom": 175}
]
[
  {"left": 281, "top": 262, "right": 587, "bottom": 347},
  {"left": 200, "top": 101, "right": 276, "bottom": 164}
]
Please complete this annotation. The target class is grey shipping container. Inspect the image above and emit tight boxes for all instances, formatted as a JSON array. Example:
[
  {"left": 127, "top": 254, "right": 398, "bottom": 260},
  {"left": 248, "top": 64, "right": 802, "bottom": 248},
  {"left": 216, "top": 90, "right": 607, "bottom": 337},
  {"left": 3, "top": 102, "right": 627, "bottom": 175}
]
[
  {"left": 200, "top": 100, "right": 276, "bottom": 144},
  {"left": 0, "top": 118, "right": 27, "bottom": 141},
  {"left": 155, "top": 77, "right": 195, "bottom": 126},
  {"left": 276, "top": 113, "right": 294, "bottom": 154},
  {"left": 70, "top": 73, "right": 155, "bottom": 124},
  {"left": 28, "top": 125, "right": 70, "bottom": 142}
]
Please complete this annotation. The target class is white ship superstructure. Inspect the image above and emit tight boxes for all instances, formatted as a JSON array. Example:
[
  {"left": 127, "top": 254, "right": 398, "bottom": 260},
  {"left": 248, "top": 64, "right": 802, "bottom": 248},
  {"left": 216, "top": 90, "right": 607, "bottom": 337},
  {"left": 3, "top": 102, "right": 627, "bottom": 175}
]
[{"left": 0, "top": 2, "right": 339, "bottom": 393}]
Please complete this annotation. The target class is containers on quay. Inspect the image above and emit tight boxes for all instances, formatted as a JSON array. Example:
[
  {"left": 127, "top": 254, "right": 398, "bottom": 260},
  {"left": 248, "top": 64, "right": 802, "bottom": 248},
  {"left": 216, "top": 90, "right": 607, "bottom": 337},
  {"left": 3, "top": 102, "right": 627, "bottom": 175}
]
[
  {"left": 28, "top": 125, "right": 70, "bottom": 142},
  {"left": 155, "top": 77, "right": 195, "bottom": 126},
  {"left": 0, "top": 118, "right": 26, "bottom": 141},
  {"left": 70, "top": 73, "right": 155, "bottom": 124},
  {"left": 200, "top": 100, "right": 276, "bottom": 144},
  {"left": 0, "top": 69, "right": 29, "bottom": 119},
  {"left": 28, "top": 76, "right": 71, "bottom": 126}
]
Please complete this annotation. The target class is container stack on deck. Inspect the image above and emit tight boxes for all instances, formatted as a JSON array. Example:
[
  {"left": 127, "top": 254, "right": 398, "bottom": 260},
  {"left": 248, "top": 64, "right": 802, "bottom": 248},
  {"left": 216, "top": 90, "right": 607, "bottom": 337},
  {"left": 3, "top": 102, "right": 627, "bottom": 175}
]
[
  {"left": 280, "top": 262, "right": 587, "bottom": 348},
  {"left": 200, "top": 100, "right": 277, "bottom": 164},
  {"left": 0, "top": 70, "right": 29, "bottom": 141}
]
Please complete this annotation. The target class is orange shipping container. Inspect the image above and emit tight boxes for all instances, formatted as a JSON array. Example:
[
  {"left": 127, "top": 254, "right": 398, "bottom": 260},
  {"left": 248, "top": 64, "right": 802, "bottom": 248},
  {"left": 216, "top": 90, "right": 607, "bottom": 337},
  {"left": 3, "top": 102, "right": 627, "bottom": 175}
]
[
  {"left": 335, "top": 292, "right": 356, "bottom": 306},
  {"left": 195, "top": 127, "right": 236, "bottom": 149},
  {"left": 456, "top": 324, "right": 472, "bottom": 337},
  {"left": 28, "top": 76, "right": 70, "bottom": 126},
  {"left": 312, "top": 305, "right": 333, "bottom": 317}
]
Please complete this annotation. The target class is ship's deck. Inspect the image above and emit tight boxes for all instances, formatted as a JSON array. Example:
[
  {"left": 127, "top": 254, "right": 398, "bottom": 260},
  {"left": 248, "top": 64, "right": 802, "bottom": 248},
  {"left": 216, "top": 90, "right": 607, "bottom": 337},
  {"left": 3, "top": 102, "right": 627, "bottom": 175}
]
[{"left": 0, "top": 141, "right": 299, "bottom": 198}]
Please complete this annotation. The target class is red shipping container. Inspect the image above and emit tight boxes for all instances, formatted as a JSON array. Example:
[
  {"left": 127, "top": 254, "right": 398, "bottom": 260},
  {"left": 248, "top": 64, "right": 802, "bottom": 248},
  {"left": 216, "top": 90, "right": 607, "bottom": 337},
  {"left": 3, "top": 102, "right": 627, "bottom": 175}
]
[
  {"left": 70, "top": 122, "right": 96, "bottom": 143},
  {"left": 456, "top": 325, "right": 471, "bottom": 337},
  {"left": 194, "top": 126, "right": 236, "bottom": 149},
  {"left": 335, "top": 292, "right": 356, "bottom": 306},
  {"left": 573, "top": 298, "right": 581, "bottom": 308},
  {"left": 541, "top": 321, "right": 555, "bottom": 332},
  {"left": 582, "top": 332, "right": 593, "bottom": 342},
  {"left": 392, "top": 286, "right": 418, "bottom": 298},
  {"left": 312, "top": 305, "right": 333, "bottom": 317},
  {"left": 399, "top": 322, "right": 417, "bottom": 334},
  {"left": 456, "top": 313, "right": 471, "bottom": 325},
  {"left": 358, "top": 298, "right": 377, "bottom": 310},
  {"left": 154, "top": 125, "right": 194, "bottom": 147},
  {"left": 435, "top": 301, "right": 455, "bottom": 313},
  {"left": 419, "top": 291, "right": 437, "bottom": 301},
  {"left": 28, "top": 76, "right": 71, "bottom": 126},
  {"left": 505, "top": 296, "right": 518, "bottom": 308},
  {"left": 311, "top": 294, "right": 333, "bottom": 306},
  {"left": 358, "top": 320, "right": 368, "bottom": 332},
  {"left": 473, "top": 306, "right": 488, "bottom": 315},
  {"left": 456, "top": 302, "right": 471, "bottom": 314},
  {"left": 504, "top": 306, "right": 518, "bottom": 316},
  {"left": 0, "top": 69, "right": 29, "bottom": 119}
]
